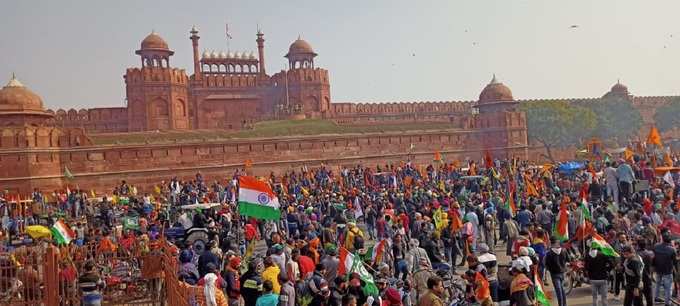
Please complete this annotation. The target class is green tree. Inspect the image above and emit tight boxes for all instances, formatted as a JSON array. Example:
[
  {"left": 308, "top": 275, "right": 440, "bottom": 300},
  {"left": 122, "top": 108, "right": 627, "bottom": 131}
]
[
  {"left": 521, "top": 100, "right": 597, "bottom": 161},
  {"left": 654, "top": 98, "right": 680, "bottom": 133},
  {"left": 583, "top": 96, "right": 642, "bottom": 144}
]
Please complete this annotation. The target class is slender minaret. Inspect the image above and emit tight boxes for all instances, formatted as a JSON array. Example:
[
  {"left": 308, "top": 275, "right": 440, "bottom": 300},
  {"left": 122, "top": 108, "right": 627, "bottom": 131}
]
[
  {"left": 190, "top": 25, "right": 201, "bottom": 80},
  {"left": 256, "top": 29, "right": 266, "bottom": 75}
]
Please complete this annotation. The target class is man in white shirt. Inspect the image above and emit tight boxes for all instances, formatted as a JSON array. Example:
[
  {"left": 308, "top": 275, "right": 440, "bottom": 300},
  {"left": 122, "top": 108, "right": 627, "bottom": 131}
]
[{"left": 603, "top": 162, "right": 619, "bottom": 203}]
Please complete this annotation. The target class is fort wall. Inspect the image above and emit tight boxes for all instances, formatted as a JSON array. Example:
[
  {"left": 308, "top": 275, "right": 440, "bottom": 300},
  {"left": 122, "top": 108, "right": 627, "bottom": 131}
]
[{"left": 0, "top": 129, "right": 527, "bottom": 193}]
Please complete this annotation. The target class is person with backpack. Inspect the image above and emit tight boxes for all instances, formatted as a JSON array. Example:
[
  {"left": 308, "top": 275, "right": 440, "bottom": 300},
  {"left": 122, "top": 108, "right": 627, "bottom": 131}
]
[
  {"left": 240, "top": 260, "right": 263, "bottom": 306},
  {"left": 544, "top": 237, "right": 568, "bottom": 306},
  {"left": 503, "top": 217, "right": 519, "bottom": 257},
  {"left": 585, "top": 241, "right": 614, "bottom": 306}
]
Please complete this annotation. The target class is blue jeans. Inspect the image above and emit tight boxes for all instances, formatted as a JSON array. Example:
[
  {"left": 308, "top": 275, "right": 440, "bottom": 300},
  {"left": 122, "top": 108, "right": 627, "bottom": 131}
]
[
  {"left": 82, "top": 292, "right": 102, "bottom": 306},
  {"left": 395, "top": 260, "right": 408, "bottom": 279},
  {"left": 656, "top": 273, "right": 673, "bottom": 305},
  {"left": 489, "top": 279, "right": 499, "bottom": 302},
  {"left": 551, "top": 273, "right": 567, "bottom": 306}
]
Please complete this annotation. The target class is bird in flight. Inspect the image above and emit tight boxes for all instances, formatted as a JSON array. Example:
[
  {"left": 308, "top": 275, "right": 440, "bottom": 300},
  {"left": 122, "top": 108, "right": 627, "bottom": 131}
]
[{"left": 569, "top": 25, "right": 579, "bottom": 29}]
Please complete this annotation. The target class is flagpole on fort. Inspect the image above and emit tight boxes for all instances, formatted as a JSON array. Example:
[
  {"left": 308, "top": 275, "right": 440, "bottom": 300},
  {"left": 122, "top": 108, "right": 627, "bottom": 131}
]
[
  {"left": 225, "top": 23, "right": 232, "bottom": 51},
  {"left": 285, "top": 65, "right": 290, "bottom": 112}
]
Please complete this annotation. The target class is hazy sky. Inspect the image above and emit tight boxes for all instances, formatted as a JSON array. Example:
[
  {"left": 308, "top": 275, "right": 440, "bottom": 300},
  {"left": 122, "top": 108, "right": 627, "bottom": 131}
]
[{"left": 2, "top": 1, "right": 680, "bottom": 110}]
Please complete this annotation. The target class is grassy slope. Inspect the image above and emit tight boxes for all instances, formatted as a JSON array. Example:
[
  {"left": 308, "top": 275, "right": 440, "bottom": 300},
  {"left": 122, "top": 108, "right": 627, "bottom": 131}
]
[{"left": 89, "top": 119, "right": 455, "bottom": 145}]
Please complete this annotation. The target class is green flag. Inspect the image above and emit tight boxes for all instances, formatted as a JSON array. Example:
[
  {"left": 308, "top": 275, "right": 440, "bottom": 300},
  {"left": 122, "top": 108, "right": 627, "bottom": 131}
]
[
  {"left": 350, "top": 251, "right": 378, "bottom": 296},
  {"left": 64, "top": 166, "right": 74, "bottom": 180},
  {"left": 122, "top": 216, "right": 140, "bottom": 231}
]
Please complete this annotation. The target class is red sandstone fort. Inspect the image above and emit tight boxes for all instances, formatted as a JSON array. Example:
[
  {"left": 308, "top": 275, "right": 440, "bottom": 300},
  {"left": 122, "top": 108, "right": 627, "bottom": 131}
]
[{"left": 0, "top": 28, "right": 672, "bottom": 193}]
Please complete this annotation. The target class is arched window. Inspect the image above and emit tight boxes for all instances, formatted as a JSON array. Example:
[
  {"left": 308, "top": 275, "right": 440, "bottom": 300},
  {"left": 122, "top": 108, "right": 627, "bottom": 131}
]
[
  {"left": 153, "top": 58, "right": 159, "bottom": 67},
  {"left": 251, "top": 65, "right": 257, "bottom": 73},
  {"left": 161, "top": 58, "right": 168, "bottom": 68},
  {"left": 211, "top": 64, "right": 218, "bottom": 72},
  {"left": 219, "top": 64, "right": 226, "bottom": 72},
  {"left": 203, "top": 64, "right": 210, "bottom": 72},
  {"left": 243, "top": 65, "right": 250, "bottom": 73},
  {"left": 228, "top": 64, "right": 234, "bottom": 73},
  {"left": 145, "top": 58, "right": 151, "bottom": 67},
  {"left": 153, "top": 98, "right": 169, "bottom": 116},
  {"left": 235, "top": 65, "right": 242, "bottom": 73}
]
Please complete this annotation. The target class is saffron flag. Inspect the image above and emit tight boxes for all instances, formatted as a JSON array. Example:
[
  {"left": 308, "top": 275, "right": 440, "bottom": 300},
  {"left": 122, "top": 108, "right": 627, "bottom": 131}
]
[
  {"left": 575, "top": 221, "right": 595, "bottom": 241},
  {"left": 450, "top": 209, "right": 463, "bottom": 233},
  {"left": 238, "top": 176, "right": 280, "bottom": 220},
  {"left": 648, "top": 126, "right": 663, "bottom": 147},
  {"left": 591, "top": 233, "right": 619, "bottom": 257},
  {"left": 524, "top": 175, "right": 539, "bottom": 197},
  {"left": 484, "top": 151, "right": 493, "bottom": 169},
  {"left": 553, "top": 201, "right": 569, "bottom": 241},
  {"left": 535, "top": 271, "right": 551, "bottom": 306},
  {"left": 505, "top": 191, "right": 517, "bottom": 216},
  {"left": 51, "top": 220, "right": 75, "bottom": 245},
  {"left": 624, "top": 147, "right": 634, "bottom": 161},
  {"left": 664, "top": 152, "right": 674, "bottom": 167},
  {"left": 371, "top": 239, "right": 389, "bottom": 265}
]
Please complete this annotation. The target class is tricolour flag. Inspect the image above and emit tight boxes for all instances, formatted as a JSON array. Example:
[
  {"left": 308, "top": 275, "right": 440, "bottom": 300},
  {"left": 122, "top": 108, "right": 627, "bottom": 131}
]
[
  {"left": 51, "top": 220, "right": 75, "bottom": 245},
  {"left": 535, "top": 271, "right": 551, "bottom": 306},
  {"left": 238, "top": 175, "right": 280, "bottom": 220},
  {"left": 338, "top": 247, "right": 378, "bottom": 296},
  {"left": 579, "top": 198, "right": 591, "bottom": 224},
  {"left": 552, "top": 201, "right": 569, "bottom": 241},
  {"left": 591, "top": 233, "right": 619, "bottom": 257}
]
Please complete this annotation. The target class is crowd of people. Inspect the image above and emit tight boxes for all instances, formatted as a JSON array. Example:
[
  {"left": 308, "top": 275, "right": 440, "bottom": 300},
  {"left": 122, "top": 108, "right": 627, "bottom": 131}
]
[{"left": 2, "top": 152, "right": 680, "bottom": 306}]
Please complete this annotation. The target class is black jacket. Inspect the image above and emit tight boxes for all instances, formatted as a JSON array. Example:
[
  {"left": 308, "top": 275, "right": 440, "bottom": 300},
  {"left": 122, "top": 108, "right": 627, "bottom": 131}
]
[
  {"left": 585, "top": 250, "right": 613, "bottom": 280},
  {"left": 545, "top": 248, "right": 568, "bottom": 274},
  {"left": 624, "top": 255, "right": 644, "bottom": 290},
  {"left": 653, "top": 243, "right": 677, "bottom": 275},
  {"left": 240, "top": 271, "right": 263, "bottom": 306}
]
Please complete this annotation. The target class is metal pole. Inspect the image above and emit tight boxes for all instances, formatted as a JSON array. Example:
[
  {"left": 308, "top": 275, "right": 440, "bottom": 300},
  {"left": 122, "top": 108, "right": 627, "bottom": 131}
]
[{"left": 285, "top": 69, "right": 290, "bottom": 111}]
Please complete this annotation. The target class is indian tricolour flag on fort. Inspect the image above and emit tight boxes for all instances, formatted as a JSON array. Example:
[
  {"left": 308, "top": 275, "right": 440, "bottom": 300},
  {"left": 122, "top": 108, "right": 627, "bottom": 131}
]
[
  {"left": 51, "top": 220, "right": 75, "bottom": 245},
  {"left": 238, "top": 176, "right": 280, "bottom": 220}
]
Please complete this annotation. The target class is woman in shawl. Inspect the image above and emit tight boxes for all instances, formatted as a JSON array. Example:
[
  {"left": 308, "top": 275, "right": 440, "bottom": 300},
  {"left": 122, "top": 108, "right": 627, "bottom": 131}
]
[
  {"left": 203, "top": 272, "right": 229, "bottom": 306},
  {"left": 509, "top": 260, "right": 534, "bottom": 306}
]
